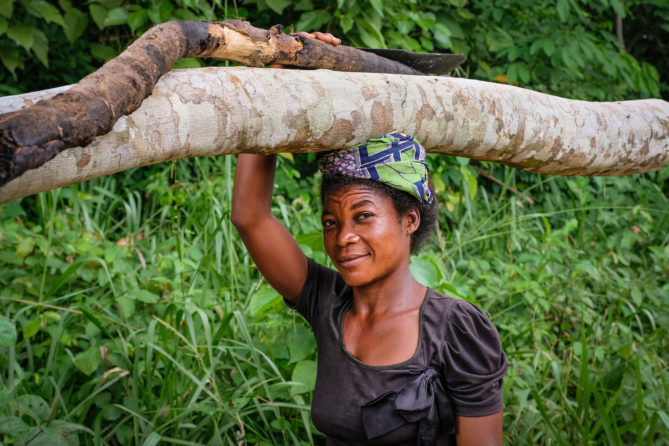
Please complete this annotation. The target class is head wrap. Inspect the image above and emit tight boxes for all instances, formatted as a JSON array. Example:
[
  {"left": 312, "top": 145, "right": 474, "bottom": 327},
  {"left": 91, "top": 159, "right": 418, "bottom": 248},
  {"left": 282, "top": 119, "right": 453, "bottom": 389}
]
[{"left": 318, "top": 132, "right": 433, "bottom": 205}]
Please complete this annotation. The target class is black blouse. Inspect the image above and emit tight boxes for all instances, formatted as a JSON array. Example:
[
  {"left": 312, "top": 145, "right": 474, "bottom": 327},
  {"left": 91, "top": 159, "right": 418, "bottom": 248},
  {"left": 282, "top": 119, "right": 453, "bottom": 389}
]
[{"left": 287, "top": 258, "right": 507, "bottom": 446}]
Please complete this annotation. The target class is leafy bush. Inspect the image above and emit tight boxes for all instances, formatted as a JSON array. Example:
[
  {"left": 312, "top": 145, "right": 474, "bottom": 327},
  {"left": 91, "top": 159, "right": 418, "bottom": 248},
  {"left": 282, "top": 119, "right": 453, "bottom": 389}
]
[
  {"left": 0, "top": 0, "right": 668, "bottom": 444},
  {"left": 0, "top": 0, "right": 666, "bottom": 98}
]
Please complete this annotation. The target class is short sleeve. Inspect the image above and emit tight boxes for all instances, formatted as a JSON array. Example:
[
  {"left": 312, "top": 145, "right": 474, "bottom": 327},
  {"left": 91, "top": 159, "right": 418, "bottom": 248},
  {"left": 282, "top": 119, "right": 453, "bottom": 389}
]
[
  {"left": 441, "top": 299, "right": 507, "bottom": 417},
  {"left": 284, "top": 257, "right": 346, "bottom": 326}
]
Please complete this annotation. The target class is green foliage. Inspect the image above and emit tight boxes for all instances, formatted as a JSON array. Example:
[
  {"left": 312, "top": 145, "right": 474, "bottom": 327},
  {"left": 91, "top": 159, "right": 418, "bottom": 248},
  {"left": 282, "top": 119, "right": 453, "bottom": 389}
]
[
  {"left": 0, "top": 155, "right": 667, "bottom": 444},
  {"left": 0, "top": 0, "right": 666, "bottom": 98},
  {"left": 0, "top": 0, "right": 668, "bottom": 444}
]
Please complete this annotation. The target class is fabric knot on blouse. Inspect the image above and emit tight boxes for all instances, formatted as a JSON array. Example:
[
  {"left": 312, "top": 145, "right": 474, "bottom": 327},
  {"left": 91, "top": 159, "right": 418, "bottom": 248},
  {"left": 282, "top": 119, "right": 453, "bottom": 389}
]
[{"left": 361, "top": 368, "right": 454, "bottom": 445}]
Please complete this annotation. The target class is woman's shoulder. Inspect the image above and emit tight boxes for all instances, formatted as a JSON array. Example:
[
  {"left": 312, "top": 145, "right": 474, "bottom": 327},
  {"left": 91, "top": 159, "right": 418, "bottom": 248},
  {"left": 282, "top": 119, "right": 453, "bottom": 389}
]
[
  {"left": 423, "top": 288, "right": 505, "bottom": 369},
  {"left": 423, "top": 288, "right": 492, "bottom": 328}
]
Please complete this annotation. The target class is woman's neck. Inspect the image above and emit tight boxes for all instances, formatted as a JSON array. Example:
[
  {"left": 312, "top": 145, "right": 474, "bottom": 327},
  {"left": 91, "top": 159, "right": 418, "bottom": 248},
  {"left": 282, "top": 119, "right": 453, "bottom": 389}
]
[{"left": 350, "top": 263, "right": 426, "bottom": 317}]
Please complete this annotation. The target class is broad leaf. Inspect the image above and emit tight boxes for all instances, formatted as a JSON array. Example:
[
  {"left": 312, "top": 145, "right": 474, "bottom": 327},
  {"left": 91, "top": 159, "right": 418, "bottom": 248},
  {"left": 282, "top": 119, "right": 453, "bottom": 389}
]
[
  {"left": 63, "top": 8, "right": 88, "bottom": 43},
  {"left": 0, "top": 318, "right": 17, "bottom": 347},
  {"left": 103, "top": 7, "right": 127, "bottom": 27},
  {"left": 7, "top": 25, "right": 33, "bottom": 51},
  {"left": 16, "top": 394, "right": 50, "bottom": 424},
  {"left": 26, "top": 0, "right": 65, "bottom": 26},
  {"left": 265, "top": 0, "right": 291, "bottom": 15},
  {"left": 89, "top": 3, "right": 108, "bottom": 30},
  {"left": 288, "top": 325, "right": 316, "bottom": 363},
  {"left": 0, "top": 0, "right": 13, "bottom": 18},
  {"left": 296, "top": 10, "right": 331, "bottom": 32},
  {"left": 291, "top": 360, "right": 317, "bottom": 395},
  {"left": 248, "top": 287, "right": 282, "bottom": 318},
  {"left": 32, "top": 28, "right": 48, "bottom": 67},
  {"left": 74, "top": 346, "right": 101, "bottom": 375}
]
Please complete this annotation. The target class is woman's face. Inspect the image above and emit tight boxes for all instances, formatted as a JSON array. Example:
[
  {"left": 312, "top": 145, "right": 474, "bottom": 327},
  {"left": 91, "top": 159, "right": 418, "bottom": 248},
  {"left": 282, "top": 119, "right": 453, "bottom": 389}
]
[{"left": 321, "top": 185, "right": 419, "bottom": 287}]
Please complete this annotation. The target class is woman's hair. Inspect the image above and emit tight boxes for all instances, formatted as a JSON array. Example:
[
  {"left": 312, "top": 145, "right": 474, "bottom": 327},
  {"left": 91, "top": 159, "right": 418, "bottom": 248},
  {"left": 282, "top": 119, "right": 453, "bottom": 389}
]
[{"left": 321, "top": 175, "right": 438, "bottom": 253}]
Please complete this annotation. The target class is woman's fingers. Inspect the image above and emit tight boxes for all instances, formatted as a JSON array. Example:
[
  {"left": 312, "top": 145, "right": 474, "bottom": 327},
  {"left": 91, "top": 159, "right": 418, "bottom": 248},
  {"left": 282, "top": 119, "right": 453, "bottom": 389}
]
[{"left": 296, "top": 31, "right": 341, "bottom": 46}]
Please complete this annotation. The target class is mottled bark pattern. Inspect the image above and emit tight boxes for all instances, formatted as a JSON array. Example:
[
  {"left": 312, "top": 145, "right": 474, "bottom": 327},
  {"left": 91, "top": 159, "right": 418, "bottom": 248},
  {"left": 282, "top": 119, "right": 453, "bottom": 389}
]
[
  {"left": 0, "top": 20, "right": 420, "bottom": 188},
  {"left": 0, "top": 67, "right": 667, "bottom": 203}
]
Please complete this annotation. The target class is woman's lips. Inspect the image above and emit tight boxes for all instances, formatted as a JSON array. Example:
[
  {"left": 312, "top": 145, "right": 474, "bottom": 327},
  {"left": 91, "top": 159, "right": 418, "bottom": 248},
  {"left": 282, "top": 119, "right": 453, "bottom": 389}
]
[{"left": 336, "top": 254, "right": 368, "bottom": 268}]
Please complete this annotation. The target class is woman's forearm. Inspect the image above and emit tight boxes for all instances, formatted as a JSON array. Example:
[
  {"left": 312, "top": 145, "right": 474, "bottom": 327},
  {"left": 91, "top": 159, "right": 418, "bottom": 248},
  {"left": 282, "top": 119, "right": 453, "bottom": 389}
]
[{"left": 230, "top": 153, "right": 277, "bottom": 227}]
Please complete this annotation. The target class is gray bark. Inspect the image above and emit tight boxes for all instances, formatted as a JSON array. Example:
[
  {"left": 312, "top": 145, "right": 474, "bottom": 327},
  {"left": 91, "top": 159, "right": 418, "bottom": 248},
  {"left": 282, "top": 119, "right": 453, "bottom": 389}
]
[{"left": 0, "top": 67, "right": 667, "bottom": 203}]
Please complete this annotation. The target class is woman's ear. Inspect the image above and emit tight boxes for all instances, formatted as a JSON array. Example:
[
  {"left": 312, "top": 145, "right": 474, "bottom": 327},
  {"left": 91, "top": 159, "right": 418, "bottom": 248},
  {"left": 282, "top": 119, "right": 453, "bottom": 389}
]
[{"left": 405, "top": 207, "right": 421, "bottom": 235}]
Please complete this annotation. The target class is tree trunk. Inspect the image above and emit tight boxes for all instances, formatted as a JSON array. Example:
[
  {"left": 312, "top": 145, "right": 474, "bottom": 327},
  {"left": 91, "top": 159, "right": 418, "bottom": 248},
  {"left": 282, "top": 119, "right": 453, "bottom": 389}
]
[
  {"left": 1, "top": 67, "right": 667, "bottom": 203},
  {"left": 0, "top": 20, "right": 420, "bottom": 188}
]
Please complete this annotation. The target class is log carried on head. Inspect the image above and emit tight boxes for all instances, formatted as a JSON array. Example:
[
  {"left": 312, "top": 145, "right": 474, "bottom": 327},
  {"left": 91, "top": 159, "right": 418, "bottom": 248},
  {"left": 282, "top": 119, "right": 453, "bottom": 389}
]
[
  {"left": 0, "top": 20, "right": 668, "bottom": 204},
  {"left": 0, "top": 19, "right": 427, "bottom": 189}
]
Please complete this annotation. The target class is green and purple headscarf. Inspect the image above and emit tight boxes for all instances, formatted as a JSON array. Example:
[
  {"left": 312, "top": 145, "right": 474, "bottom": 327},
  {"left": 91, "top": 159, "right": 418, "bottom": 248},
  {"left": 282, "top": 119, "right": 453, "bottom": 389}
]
[{"left": 318, "top": 132, "right": 433, "bottom": 205}]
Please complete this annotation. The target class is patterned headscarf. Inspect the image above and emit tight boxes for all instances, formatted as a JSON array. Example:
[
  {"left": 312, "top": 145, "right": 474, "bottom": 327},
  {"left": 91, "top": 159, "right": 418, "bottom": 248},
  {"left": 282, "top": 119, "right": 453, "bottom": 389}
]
[{"left": 318, "top": 132, "right": 433, "bottom": 205}]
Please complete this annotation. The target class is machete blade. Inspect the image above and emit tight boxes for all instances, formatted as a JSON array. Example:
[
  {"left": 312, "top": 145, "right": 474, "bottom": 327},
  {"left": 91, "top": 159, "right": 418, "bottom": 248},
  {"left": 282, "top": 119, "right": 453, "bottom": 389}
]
[{"left": 359, "top": 48, "right": 466, "bottom": 75}]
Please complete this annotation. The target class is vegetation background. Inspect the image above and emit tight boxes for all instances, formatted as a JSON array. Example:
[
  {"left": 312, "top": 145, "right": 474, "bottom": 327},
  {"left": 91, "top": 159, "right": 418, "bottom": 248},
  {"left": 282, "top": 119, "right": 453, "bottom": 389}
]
[{"left": 0, "top": 0, "right": 668, "bottom": 444}]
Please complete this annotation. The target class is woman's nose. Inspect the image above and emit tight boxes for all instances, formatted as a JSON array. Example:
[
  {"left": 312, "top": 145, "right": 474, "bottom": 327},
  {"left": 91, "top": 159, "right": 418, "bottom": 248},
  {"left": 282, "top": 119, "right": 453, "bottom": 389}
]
[{"left": 336, "top": 222, "right": 359, "bottom": 246}]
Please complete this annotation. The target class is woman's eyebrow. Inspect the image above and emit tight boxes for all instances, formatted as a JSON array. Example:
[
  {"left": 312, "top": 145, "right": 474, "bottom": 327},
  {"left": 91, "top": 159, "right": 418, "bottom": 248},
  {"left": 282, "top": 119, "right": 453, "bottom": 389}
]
[{"left": 351, "top": 200, "right": 375, "bottom": 210}]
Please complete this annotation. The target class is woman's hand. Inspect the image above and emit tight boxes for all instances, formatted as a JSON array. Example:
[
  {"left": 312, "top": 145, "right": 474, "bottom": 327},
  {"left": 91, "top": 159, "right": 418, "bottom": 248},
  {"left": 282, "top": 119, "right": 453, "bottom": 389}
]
[
  {"left": 270, "top": 31, "right": 341, "bottom": 69},
  {"left": 295, "top": 31, "right": 341, "bottom": 46}
]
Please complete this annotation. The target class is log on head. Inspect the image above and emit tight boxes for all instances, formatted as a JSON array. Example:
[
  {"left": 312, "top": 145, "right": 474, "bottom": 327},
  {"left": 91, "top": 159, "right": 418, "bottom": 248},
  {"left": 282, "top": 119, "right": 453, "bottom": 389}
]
[
  {"left": 0, "top": 67, "right": 668, "bottom": 203},
  {"left": 0, "top": 20, "right": 421, "bottom": 188}
]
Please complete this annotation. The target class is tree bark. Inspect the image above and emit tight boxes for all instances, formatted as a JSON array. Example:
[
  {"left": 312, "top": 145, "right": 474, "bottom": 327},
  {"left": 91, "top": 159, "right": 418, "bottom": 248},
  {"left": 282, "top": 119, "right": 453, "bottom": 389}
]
[
  {"left": 0, "top": 20, "right": 420, "bottom": 188},
  {"left": 1, "top": 67, "right": 667, "bottom": 203}
]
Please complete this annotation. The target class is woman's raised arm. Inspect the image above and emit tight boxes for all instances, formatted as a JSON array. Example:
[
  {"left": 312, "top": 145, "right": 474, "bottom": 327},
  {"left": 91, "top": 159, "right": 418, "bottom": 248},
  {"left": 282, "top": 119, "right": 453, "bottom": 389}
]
[{"left": 230, "top": 154, "right": 308, "bottom": 303}]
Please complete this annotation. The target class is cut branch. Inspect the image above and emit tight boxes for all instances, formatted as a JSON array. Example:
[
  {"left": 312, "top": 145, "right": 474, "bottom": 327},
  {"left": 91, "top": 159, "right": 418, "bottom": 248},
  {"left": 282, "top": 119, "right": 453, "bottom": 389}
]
[
  {"left": 1, "top": 67, "right": 667, "bottom": 203},
  {"left": 0, "top": 20, "right": 420, "bottom": 188}
]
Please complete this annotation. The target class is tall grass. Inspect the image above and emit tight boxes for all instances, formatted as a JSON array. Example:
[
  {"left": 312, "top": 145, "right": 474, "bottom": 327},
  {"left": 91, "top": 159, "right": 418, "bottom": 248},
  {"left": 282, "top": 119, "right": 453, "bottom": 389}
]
[{"left": 0, "top": 155, "right": 667, "bottom": 444}]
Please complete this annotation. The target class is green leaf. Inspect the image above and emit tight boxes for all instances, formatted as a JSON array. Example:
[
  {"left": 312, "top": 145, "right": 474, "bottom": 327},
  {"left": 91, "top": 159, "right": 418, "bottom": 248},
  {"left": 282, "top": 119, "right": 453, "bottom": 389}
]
[
  {"left": 7, "top": 25, "right": 34, "bottom": 51},
  {"left": 433, "top": 23, "right": 452, "bottom": 49},
  {"left": 0, "top": 415, "right": 30, "bottom": 435},
  {"left": 134, "top": 289, "right": 158, "bottom": 304},
  {"left": 410, "top": 257, "right": 440, "bottom": 288},
  {"left": 63, "top": 8, "right": 88, "bottom": 43},
  {"left": 16, "top": 237, "right": 35, "bottom": 258},
  {"left": 32, "top": 28, "right": 48, "bottom": 67},
  {"left": 543, "top": 38, "right": 556, "bottom": 56},
  {"left": 16, "top": 395, "right": 50, "bottom": 424},
  {"left": 248, "top": 287, "right": 281, "bottom": 318},
  {"left": 610, "top": 0, "right": 625, "bottom": 17},
  {"left": 90, "top": 43, "right": 117, "bottom": 62},
  {"left": 357, "top": 16, "right": 386, "bottom": 48},
  {"left": 127, "top": 9, "right": 148, "bottom": 32},
  {"left": 265, "top": 0, "right": 291, "bottom": 14},
  {"left": 296, "top": 10, "right": 331, "bottom": 32},
  {"left": 173, "top": 57, "right": 203, "bottom": 68},
  {"left": 369, "top": 0, "right": 383, "bottom": 17},
  {"left": 89, "top": 3, "right": 108, "bottom": 30},
  {"left": 23, "top": 316, "right": 42, "bottom": 339},
  {"left": 143, "top": 432, "right": 162, "bottom": 446},
  {"left": 74, "top": 346, "right": 101, "bottom": 375},
  {"left": 148, "top": 0, "right": 173, "bottom": 25},
  {"left": 289, "top": 325, "right": 316, "bottom": 363},
  {"left": 0, "top": 0, "right": 13, "bottom": 18},
  {"left": 460, "top": 166, "right": 478, "bottom": 199},
  {"left": 0, "top": 318, "right": 17, "bottom": 347},
  {"left": 291, "top": 359, "right": 317, "bottom": 395},
  {"left": 557, "top": 0, "right": 569, "bottom": 21},
  {"left": 26, "top": 0, "right": 65, "bottom": 26},
  {"left": 0, "top": 16, "right": 6, "bottom": 35},
  {"left": 103, "top": 7, "right": 127, "bottom": 27},
  {"left": 116, "top": 296, "right": 135, "bottom": 318},
  {"left": 530, "top": 38, "right": 543, "bottom": 55},
  {"left": 0, "top": 43, "right": 19, "bottom": 75},
  {"left": 449, "top": 0, "right": 468, "bottom": 7},
  {"left": 507, "top": 62, "right": 518, "bottom": 84}
]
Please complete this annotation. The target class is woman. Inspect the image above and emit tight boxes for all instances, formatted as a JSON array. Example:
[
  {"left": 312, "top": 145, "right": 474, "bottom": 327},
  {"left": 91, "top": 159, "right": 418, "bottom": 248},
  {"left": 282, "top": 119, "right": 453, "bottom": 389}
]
[{"left": 231, "top": 129, "right": 507, "bottom": 445}]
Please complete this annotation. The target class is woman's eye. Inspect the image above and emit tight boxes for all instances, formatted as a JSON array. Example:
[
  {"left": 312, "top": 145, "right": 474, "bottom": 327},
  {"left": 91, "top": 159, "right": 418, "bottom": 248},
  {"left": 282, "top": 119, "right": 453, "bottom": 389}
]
[
  {"left": 322, "top": 219, "right": 335, "bottom": 228},
  {"left": 356, "top": 212, "right": 373, "bottom": 221}
]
